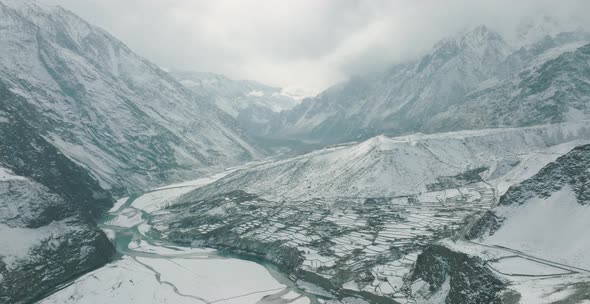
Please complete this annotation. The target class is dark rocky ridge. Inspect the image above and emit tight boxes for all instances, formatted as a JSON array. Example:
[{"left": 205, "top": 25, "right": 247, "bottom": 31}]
[
  {"left": 0, "top": 82, "right": 113, "bottom": 219},
  {"left": 411, "top": 245, "right": 505, "bottom": 304},
  {"left": 0, "top": 82, "right": 115, "bottom": 303}
]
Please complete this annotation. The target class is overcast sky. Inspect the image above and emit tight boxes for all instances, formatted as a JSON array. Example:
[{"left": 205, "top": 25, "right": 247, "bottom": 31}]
[{"left": 43, "top": 0, "right": 589, "bottom": 95}]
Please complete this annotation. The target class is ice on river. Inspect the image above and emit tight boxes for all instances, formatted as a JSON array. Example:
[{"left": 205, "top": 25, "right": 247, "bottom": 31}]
[
  {"left": 40, "top": 254, "right": 289, "bottom": 304},
  {"left": 41, "top": 169, "right": 304, "bottom": 304},
  {"left": 39, "top": 256, "right": 197, "bottom": 304},
  {"left": 137, "top": 256, "right": 286, "bottom": 302}
]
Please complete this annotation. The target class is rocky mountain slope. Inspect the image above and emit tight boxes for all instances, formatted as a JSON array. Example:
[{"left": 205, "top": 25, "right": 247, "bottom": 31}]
[
  {"left": 428, "top": 39, "right": 590, "bottom": 131},
  {"left": 0, "top": 0, "right": 265, "bottom": 302},
  {"left": 269, "top": 26, "right": 512, "bottom": 143},
  {"left": 0, "top": 0, "right": 262, "bottom": 194},
  {"left": 410, "top": 144, "right": 590, "bottom": 304},
  {"left": 265, "top": 26, "right": 590, "bottom": 145},
  {"left": 0, "top": 82, "right": 115, "bottom": 304}
]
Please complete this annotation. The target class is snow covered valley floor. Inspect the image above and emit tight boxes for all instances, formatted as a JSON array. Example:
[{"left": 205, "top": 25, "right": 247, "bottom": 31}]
[
  {"left": 37, "top": 123, "right": 590, "bottom": 303},
  {"left": 40, "top": 172, "right": 316, "bottom": 304}
]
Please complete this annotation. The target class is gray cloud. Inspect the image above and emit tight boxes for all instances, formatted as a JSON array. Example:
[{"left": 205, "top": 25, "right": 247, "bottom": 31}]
[{"left": 42, "top": 0, "right": 590, "bottom": 94}]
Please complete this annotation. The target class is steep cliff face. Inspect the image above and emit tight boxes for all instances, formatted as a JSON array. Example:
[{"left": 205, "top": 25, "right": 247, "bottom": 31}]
[{"left": 0, "top": 83, "right": 115, "bottom": 304}]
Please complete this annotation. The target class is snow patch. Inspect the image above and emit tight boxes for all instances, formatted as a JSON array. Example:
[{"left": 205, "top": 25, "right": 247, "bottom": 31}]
[
  {"left": 247, "top": 90, "right": 264, "bottom": 97},
  {"left": 486, "top": 185, "right": 590, "bottom": 269},
  {"left": 0, "top": 167, "right": 26, "bottom": 182},
  {"left": 0, "top": 221, "right": 68, "bottom": 268}
]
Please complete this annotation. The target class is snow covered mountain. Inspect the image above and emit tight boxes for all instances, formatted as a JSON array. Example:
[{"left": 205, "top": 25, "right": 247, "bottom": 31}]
[
  {"left": 266, "top": 26, "right": 512, "bottom": 143},
  {"left": 149, "top": 122, "right": 590, "bottom": 303},
  {"left": 266, "top": 25, "right": 590, "bottom": 146},
  {"left": 170, "top": 70, "right": 303, "bottom": 149},
  {"left": 181, "top": 122, "right": 590, "bottom": 201},
  {"left": 410, "top": 144, "right": 590, "bottom": 304},
  {"left": 2, "top": 1, "right": 590, "bottom": 303},
  {"left": 0, "top": 1, "right": 266, "bottom": 302},
  {"left": 469, "top": 144, "right": 590, "bottom": 268},
  {"left": 0, "top": 0, "right": 262, "bottom": 194},
  {"left": 428, "top": 36, "right": 590, "bottom": 131},
  {"left": 0, "top": 83, "right": 114, "bottom": 304},
  {"left": 172, "top": 70, "right": 301, "bottom": 115},
  {"left": 170, "top": 70, "right": 304, "bottom": 152}
]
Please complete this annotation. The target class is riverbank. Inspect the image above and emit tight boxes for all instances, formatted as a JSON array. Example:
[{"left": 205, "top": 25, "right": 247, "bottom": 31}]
[{"left": 39, "top": 171, "right": 315, "bottom": 304}]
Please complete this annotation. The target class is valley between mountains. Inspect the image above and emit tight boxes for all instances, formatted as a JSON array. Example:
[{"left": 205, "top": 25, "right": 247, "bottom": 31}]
[
  {"left": 33, "top": 122, "right": 590, "bottom": 304},
  {"left": 1, "top": 1, "right": 590, "bottom": 304}
]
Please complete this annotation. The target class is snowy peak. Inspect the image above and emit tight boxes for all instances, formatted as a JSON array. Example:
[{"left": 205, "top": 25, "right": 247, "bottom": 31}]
[
  {"left": 268, "top": 25, "right": 516, "bottom": 144},
  {"left": 267, "top": 21, "right": 590, "bottom": 146},
  {"left": 433, "top": 25, "right": 506, "bottom": 53},
  {"left": 429, "top": 25, "right": 511, "bottom": 64},
  {"left": 1, "top": 0, "right": 98, "bottom": 50},
  {"left": 170, "top": 69, "right": 302, "bottom": 142}
]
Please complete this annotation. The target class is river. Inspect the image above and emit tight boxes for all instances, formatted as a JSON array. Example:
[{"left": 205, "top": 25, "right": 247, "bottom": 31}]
[{"left": 41, "top": 172, "right": 318, "bottom": 304}]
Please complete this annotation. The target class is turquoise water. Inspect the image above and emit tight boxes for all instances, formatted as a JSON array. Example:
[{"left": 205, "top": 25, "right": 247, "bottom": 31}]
[{"left": 100, "top": 195, "right": 320, "bottom": 304}]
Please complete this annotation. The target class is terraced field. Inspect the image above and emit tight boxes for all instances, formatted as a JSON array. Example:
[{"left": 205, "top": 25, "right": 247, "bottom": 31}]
[{"left": 151, "top": 183, "right": 497, "bottom": 302}]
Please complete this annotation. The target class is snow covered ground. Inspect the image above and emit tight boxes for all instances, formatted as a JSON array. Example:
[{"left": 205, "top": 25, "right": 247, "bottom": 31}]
[
  {"left": 443, "top": 239, "right": 590, "bottom": 304},
  {"left": 183, "top": 121, "right": 590, "bottom": 201},
  {"left": 109, "top": 197, "right": 129, "bottom": 213},
  {"left": 0, "top": 167, "right": 26, "bottom": 182},
  {"left": 41, "top": 170, "right": 312, "bottom": 304},
  {"left": 486, "top": 185, "right": 590, "bottom": 269},
  {"left": 136, "top": 257, "right": 285, "bottom": 302},
  {"left": 39, "top": 257, "right": 198, "bottom": 304},
  {"left": 35, "top": 125, "right": 590, "bottom": 303},
  {"left": 39, "top": 254, "right": 292, "bottom": 304},
  {"left": 488, "top": 256, "right": 571, "bottom": 276},
  {"left": 0, "top": 221, "right": 70, "bottom": 268},
  {"left": 489, "top": 140, "right": 588, "bottom": 195}
]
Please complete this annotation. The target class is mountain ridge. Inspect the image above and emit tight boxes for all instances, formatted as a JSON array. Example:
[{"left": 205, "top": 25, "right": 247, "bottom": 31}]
[
  {"left": 257, "top": 25, "right": 590, "bottom": 147},
  {"left": 0, "top": 0, "right": 263, "bottom": 194}
]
